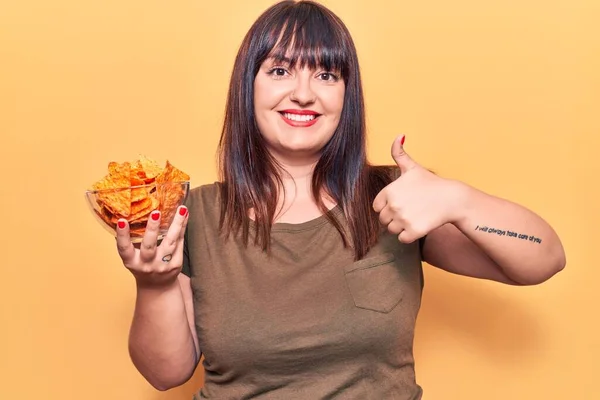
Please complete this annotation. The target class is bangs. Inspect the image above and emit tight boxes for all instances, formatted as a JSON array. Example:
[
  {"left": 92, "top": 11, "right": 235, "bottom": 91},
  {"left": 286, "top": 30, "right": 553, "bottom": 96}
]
[{"left": 255, "top": 2, "right": 351, "bottom": 79}]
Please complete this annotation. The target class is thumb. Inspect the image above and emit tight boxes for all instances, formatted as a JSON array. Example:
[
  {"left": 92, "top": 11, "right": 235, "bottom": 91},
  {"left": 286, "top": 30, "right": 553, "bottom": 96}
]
[{"left": 391, "top": 134, "right": 417, "bottom": 173}]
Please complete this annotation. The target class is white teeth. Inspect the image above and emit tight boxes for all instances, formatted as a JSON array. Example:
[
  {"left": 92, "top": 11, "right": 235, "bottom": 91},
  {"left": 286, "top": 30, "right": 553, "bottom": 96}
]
[{"left": 283, "top": 113, "right": 316, "bottom": 122}]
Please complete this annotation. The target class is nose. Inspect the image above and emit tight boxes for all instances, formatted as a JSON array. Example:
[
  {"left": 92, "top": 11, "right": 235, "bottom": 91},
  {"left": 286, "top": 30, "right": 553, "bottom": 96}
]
[{"left": 290, "top": 73, "right": 316, "bottom": 105}]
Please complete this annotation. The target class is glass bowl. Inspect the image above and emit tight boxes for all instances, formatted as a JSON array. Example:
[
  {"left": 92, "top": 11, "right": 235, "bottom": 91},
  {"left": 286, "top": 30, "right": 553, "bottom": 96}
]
[{"left": 85, "top": 181, "right": 190, "bottom": 243}]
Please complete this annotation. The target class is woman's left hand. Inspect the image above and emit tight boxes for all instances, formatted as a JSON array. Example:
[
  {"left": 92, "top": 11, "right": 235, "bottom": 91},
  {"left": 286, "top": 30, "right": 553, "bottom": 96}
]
[{"left": 373, "top": 135, "right": 467, "bottom": 244}]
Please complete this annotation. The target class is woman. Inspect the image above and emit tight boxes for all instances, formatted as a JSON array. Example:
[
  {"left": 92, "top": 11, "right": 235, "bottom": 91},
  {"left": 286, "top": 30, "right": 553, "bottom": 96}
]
[{"left": 114, "top": 1, "right": 566, "bottom": 398}]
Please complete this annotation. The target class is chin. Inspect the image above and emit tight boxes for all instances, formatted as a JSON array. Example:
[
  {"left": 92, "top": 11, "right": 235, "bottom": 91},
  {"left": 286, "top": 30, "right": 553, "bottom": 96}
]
[{"left": 273, "top": 143, "right": 323, "bottom": 161}]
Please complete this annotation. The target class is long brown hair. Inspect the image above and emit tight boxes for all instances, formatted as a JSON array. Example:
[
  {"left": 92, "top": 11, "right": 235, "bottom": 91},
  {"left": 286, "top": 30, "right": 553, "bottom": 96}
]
[{"left": 217, "top": 0, "right": 394, "bottom": 260}]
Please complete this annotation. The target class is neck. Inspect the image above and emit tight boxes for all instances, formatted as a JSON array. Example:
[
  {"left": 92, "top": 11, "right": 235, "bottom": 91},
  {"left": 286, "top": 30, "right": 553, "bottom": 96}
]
[
  {"left": 246, "top": 155, "right": 336, "bottom": 223},
  {"left": 272, "top": 152, "right": 318, "bottom": 178},
  {"left": 274, "top": 162, "right": 337, "bottom": 223},
  {"left": 276, "top": 159, "right": 315, "bottom": 199},
  {"left": 273, "top": 155, "right": 328, "bottom": 210}
]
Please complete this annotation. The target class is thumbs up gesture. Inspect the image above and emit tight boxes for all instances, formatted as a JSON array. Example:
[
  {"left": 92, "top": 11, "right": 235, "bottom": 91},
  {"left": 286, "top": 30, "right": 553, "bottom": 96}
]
[{"left": 373, "top": 135, "right": 465, "bottom": 243}]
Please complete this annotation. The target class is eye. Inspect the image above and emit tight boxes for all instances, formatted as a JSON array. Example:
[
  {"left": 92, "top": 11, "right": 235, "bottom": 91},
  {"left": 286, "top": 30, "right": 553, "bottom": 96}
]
[
  {"left": 267, "top": 67, "right": 289, "bottom": 78},
  {"left": 318, "top": 72, "right": 339, "bottom": 82}
]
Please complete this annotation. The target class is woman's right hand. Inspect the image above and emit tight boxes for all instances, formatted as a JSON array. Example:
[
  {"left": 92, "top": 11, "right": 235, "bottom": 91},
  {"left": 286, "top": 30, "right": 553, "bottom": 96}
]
[{"left": 115, "top": 205, "right": 189, "bottom": 288}]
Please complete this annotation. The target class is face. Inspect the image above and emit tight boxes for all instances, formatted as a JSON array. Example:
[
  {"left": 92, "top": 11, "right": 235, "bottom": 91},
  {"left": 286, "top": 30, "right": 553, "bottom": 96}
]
[{"left": 253, "top": 56, "right": 345, "bottom": 163}]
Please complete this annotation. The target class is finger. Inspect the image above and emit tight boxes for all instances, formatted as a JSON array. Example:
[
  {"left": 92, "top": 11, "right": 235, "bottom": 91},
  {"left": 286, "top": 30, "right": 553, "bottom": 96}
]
[
  {"left": 391, "top": 134, "right": 417, "bottom": 174},
  {"left": 373, "top": 190, "right": 388, "bottom": 213},
  {"left": 386, "top": 220, "right": 405, "bottom": 235},
  {"left": 378, "top": 205, "right": 394, "bottom": 226},
  {"left": 166, "top": 210, "right": 189, "bottom": 267},
  {"left": 115, "top": 219, "right": 135, "bottom": 264},
  {"left": 178, "top": 209, "right": 189, "bottom": 241},
  {"left": 398, "top": 229, "right": 418, "bottom": 244},
  {"left": 139, "top": 210, "right": 161, "bottom": 262},
  {"left": 160, "top": 205, "right": 189, "bottom": 256}
]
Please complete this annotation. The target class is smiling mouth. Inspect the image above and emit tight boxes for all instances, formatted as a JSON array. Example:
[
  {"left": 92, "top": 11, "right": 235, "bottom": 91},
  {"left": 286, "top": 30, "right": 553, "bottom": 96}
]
[{"left": 279, "top": 112, "right": 321, "bottom": 122}]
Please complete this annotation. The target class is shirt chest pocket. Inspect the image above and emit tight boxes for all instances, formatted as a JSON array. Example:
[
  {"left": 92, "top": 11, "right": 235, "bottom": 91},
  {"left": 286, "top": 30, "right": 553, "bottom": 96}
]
[{"left": 343, "top": 252, "right": 403, "bottom": 313}]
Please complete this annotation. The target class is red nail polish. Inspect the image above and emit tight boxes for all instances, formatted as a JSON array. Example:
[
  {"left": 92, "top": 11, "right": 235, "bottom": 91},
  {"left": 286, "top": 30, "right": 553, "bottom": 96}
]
[
  {"left": 400, "top": 136, "right": 406, "bottom": 145},
  {"left": 151, "top": 211, "right": 160, "bottom": 221},
  {"left": 118, "top": 221, "right": 126, "bottom": 229},
  {"left": 179, "top": 207, "right": 187, "bottom": 216}
]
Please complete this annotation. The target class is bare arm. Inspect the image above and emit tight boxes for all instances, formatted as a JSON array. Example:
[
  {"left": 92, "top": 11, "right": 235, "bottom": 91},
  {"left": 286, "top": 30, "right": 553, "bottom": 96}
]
[
  {"left": 116, "top": 206, "right": 200, "bottom": 391},
  {"left": 129, "top": 274, "right": 200, "bottom": 391},
  {"left": 373, "top": 136, "right": 565, "bottom": 286},
  {"left": 424, "top": 184, "right": 566, "bottom": 285}
]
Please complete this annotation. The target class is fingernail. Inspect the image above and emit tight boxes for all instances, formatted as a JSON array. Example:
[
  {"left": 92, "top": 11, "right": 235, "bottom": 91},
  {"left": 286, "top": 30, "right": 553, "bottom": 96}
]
[
  {"left": 117, "top": 220, "right": 126, "bottom": 229},
  {"left": 151, "top": 211, "right": 160, "bottom": 221},
  {"left": 179, "top": 206, "right": 187, "bottom": 216},
  {"left": 400, "top": 135, "right": 406, "bottom": 145}
]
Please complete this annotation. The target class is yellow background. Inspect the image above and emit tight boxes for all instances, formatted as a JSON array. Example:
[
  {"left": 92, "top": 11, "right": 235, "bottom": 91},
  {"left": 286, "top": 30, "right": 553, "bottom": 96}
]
[{"left": 1, "top": 0, "right": 598, "bottom": 399}]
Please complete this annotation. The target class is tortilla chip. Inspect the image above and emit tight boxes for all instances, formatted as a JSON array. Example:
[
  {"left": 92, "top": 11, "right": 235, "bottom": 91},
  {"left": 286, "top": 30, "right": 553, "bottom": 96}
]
[
  {"left": 130, "top": 176, "right": 149, "bottom": 203},
  {"left": 91, "top": 163, "right": 131, "bottom": 217},
  {"left": 154, "top": 161, "right": 189, "bottom": 228},
  {"left": 135, "top": 154, "right": 163, "bottom": 183},
  {"left": 155, "top": 161, "right": 190, "bottom": 184},
  {"left": 129, "top": 195, "right": 159, "bottom": 221}
]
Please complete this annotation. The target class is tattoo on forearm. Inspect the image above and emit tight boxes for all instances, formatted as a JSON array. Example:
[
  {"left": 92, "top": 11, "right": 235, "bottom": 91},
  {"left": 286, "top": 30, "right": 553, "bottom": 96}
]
[{"left": 475, "top": 225, "right": 542, "bottom": 244}]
